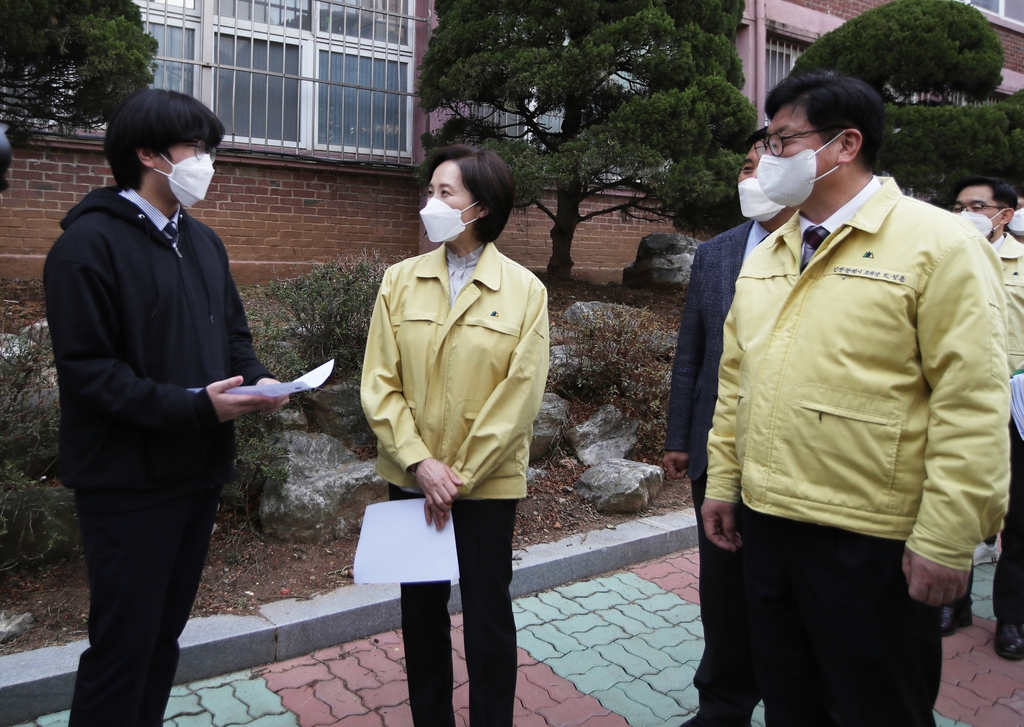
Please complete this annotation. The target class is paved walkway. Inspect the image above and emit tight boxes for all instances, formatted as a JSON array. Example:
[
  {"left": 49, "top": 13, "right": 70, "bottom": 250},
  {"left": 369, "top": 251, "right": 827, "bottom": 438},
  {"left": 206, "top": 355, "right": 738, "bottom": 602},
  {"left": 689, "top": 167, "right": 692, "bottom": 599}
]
[{"left": 13, "top": 550, "right": 1024, "bottom": 727}]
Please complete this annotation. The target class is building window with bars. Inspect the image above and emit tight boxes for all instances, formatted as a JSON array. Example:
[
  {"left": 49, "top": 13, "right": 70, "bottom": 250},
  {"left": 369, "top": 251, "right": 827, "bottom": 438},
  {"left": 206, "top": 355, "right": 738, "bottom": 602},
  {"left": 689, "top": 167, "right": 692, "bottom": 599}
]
[
  {"left": 318, "top": 0, "right": 410, "bottom": 46},
  {"left": 217, "top": 0, "right": 313, "bottom": 31},
  {"left": 969, "top": 0, "right": 1024, "bottom": 24},
  {"left": 215, "top": 34, "right": 301, "bottom": 143},
  {"left": 317, "top": 51, "right": 408, "bottom": 152},
  {"left": 149, "top": 23, "right": 197, "bottom": 95},
  {"left": 765, "top": 38, "right": 805, "bottom": 96}
]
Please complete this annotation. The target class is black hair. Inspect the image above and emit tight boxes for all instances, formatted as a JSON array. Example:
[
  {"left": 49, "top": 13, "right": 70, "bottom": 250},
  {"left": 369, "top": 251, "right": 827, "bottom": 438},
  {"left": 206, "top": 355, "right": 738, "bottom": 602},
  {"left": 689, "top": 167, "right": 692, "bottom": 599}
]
[
  {"left": 427, "top": 145, "right": 515, "bottom": 244},
  {"left": 765, "top": 71, "right": 885, "bottom": 170},
  {"left": 953, "top": 175, "right": 1018, "bottom": 209},
  {"left": 746, "top": 127, "right": 768, "bottom": 148},
  {"left": 105, "top": 89, "right": 225, "bottom": 190}
]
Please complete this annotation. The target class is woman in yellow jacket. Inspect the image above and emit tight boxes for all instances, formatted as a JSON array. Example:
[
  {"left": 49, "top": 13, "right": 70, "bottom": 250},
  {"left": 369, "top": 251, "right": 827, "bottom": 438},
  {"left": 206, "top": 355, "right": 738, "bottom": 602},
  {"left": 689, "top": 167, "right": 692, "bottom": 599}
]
[{"left": 361, "top": 144, "right": 549, "bottom": 727}]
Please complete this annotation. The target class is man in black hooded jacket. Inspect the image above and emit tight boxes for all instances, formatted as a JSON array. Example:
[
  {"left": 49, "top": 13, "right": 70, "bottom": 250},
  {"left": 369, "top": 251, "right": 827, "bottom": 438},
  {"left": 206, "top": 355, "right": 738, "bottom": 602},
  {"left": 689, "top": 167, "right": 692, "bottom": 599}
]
[{"left": 44, "top": 89, "right": 288, "bottom": 727}]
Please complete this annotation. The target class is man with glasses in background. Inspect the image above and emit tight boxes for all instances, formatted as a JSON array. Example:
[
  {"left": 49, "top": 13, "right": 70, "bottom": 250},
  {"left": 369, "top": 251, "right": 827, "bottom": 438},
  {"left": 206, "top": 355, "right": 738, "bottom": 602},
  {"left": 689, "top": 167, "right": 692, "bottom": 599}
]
[
  {"left": 702, "top": 71, "right": 1009, "bottom": 726},
  {"left": 940, "top": 175, "right": 1024, "bottom": 662},
  {"left": 45, "top": 89, "right": 289, "bottom": 727}
]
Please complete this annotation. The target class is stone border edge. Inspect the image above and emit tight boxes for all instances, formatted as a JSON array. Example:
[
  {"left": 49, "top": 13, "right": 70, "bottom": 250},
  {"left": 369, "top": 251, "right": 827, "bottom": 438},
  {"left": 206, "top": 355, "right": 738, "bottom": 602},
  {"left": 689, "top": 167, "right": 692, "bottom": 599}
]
[{"left": 0, "top": 509, "right": 698, "bottom": 726}]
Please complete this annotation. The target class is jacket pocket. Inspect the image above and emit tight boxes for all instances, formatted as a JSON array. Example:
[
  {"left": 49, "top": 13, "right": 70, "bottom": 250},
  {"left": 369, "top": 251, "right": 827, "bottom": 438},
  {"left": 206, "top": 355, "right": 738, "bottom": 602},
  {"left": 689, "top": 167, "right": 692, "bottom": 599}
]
[
  {"left": 777, "top": 383, "right": 902, "bottom": 512},
  {"left": 456, "top": 317, "right": 521, "bottom": 379},
  {"left": 1003, "top": 278, "right": 1024, "bottom": 369}
]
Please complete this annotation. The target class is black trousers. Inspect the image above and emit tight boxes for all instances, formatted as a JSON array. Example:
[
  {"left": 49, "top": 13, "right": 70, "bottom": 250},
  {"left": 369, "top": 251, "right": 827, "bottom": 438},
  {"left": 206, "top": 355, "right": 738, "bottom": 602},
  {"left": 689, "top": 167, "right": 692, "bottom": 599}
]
[
  {"left": 741, "top": 505, "right": 941, "bottom": 727},
  {"left": 69, "top": 486, "right": 222, "bottom": 727},
  {"left": 389, "top": 485, "right": 519, "bottom": 727},
  {"left": 948, "top": 422, "right": 1024, "bottom": 619},
  {"left": 690, "top": 473, "right": 759, "bottom": 726}
]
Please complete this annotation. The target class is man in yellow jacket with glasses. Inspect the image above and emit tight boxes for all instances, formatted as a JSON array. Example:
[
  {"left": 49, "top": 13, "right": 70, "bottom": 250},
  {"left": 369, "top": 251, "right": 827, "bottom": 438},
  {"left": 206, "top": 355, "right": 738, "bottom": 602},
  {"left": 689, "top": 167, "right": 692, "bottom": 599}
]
[{"left": 703, "top": 72, "right": 1009, "bottom": 727}]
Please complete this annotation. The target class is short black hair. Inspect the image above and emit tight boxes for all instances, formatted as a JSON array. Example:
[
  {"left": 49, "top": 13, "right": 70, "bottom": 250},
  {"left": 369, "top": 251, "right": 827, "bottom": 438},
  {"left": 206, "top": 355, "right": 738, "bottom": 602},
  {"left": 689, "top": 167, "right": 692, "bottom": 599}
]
[
  {"left": 765, "top": 71, "right": 885, "bottom": 170},
  {"left": 746, "top": 127, "right": 768, "bottom": 148},
  {"left": 427, "top": 145, "right": 515, "bottom": 244},
  {"left": 953, "top": 175, "right": 1018, "bottom": 209},
  {"left": 105, "top": 89, "right": 224, "bottom": 190}
]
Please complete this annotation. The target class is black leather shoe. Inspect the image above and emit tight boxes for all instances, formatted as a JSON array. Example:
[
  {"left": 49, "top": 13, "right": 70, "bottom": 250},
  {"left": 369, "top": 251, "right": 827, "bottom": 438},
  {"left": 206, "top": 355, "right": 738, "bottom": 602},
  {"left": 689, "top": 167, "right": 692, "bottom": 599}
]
[
  {"left": 995, "top": 620, "right": 1024, "bottom": 660},
  {"left": 940, "top": 604, "right": 973, "bottom": 636}
]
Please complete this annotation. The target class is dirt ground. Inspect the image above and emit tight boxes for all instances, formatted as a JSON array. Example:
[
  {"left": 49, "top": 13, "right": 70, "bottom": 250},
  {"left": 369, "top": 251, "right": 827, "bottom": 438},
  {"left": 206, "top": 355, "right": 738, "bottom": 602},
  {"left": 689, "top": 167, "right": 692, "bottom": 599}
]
[{"left": 0, "top": 272, "right": 692, "bottom": 658}]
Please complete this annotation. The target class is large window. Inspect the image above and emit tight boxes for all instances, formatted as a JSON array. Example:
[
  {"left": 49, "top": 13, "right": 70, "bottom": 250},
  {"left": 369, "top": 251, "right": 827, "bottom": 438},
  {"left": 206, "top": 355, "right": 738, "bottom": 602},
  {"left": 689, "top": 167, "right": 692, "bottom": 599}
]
[
  {"left": 317, "top": 52, "right": 407, "bottom": 151},
  {"left": 215, "top": 34, "right": 301, "bottom": 143},
  {"left": 218, "top": 0, "right": 312, "bottom": 30},
  {"left": 968, "top": 0, "right": 1024, "bottom": 24},
  {"left": 149, "top": 23, "right": 196, "bottom": 95},
  {"left": 766, "top": 39, "right": 805, "bottom": 96}
]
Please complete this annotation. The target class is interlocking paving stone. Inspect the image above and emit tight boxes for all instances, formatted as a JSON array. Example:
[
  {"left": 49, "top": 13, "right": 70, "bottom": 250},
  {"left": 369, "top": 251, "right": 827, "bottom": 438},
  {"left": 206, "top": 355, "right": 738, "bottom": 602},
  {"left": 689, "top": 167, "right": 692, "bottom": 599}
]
[
  {"left": 173, "top": 713, "right": 217, "bottom": 727},
  {"left": 589, "top": 685, "right": 664, "bottom": 727},
  {"left": 525, "top": 622, "right": 586, "bottom": 655},
  {"left": 568, "top": 663, "right": 634, "bottom": 694},
  {"left": 165, "top": 691, "right": 205, "bottom": 718},
  {"left": 536, "top": 590, "right": 590, "bottom": 617},
  {"left": 543, "top": 645, "right": 609, "bottom": 678},
  {"left": 593, "top": 643, "right": 658, "bottom": 679},
  {"left": 611, "top": 603, "right": 673, "bottom": 631},
  {"left": 195, "top": 684, "right": 253, "bottom": 727}
]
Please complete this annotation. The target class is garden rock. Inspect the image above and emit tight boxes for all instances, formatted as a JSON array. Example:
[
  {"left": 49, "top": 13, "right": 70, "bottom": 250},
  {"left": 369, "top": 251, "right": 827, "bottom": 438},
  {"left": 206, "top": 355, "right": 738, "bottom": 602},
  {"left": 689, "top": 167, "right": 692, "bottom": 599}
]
[
  {"left": 530, "top": 393, "right": 571, "bottom": 461},
  {"left": 575, "top": 459, "right": 664, "bottom": 514},
  {"left": 560, "top": 301, "right": 634, "bottom": 323},
  {"left": 622, "top": 233, "right": 701, "bottom": 290},
  {"left": 304, "top": 380, "right": 375, "bottom": 448},
  {"left": 0, "top": 487, "right": 83, "bottom": 569},
  {"left": 0, "top": 611, "right": 35, "bottom": 644},
  {"left": 275, "top": 408, "right": 309, "bottom": 431},
  {"left": 260, "top": 431, "right": 387, "bottom": 543},
  {"left": 566, "top": 404, "right": 639, "bottom": 466}
]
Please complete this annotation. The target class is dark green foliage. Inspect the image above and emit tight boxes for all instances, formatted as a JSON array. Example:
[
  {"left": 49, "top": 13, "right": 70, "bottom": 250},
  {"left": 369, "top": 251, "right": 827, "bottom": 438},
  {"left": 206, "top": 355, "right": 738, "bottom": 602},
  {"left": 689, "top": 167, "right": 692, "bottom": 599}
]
[
  {"left": 791, "top": 0, "right": 1003, "bottom": 104},
  {"left": 0, "top": 330, "right": 60, "bottom": 490},
  {"left": 0, "top": 0, "right": 158, "bottom": 138},
  {"left": 419, "top": 0, "right": 756, "bottom": 278}
]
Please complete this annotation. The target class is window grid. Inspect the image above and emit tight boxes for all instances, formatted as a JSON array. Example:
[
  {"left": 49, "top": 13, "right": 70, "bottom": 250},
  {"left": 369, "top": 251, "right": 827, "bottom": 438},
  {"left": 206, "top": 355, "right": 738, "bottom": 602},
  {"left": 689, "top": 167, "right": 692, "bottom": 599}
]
[
  {"left": 134, "top": 0, "right": 420, "bottom": 164},
  {"left": 969, "top": 0, "right": 1024, "bottom": 25}
]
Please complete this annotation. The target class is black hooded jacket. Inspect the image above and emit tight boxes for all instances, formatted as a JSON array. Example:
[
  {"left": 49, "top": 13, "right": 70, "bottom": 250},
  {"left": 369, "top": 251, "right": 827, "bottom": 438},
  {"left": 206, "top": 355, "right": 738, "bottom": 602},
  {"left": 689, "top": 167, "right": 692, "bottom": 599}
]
[{"left": 44, "top": 187, "right": 271, "bottom": 496}]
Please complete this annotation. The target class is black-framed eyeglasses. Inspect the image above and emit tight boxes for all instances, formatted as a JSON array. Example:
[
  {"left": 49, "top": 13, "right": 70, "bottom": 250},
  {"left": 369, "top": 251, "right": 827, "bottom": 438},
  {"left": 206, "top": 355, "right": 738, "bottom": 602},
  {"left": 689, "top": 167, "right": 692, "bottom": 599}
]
[
  {"left": 948, "top": 202, "right": 1009, "bottom": 214},
  {"left": 189, "top": 141, "right": 217, "bottom": 162},
  {"left": 765, "top": 126, "right": 846, "bottom": 157}
]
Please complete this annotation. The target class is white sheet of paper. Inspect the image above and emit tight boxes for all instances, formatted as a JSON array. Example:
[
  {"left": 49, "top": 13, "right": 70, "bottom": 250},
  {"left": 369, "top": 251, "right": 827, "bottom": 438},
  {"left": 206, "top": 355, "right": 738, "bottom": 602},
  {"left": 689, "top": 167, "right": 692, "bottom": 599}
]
[
  {"left": 225, "top": 359, "right": 335, "bottom": 397},
  {"left": 354, "top": 499, "right": 460, "bottom": 584},
  {"left": 1013, "top": 373, "right": 1024, "bottom": 440}
]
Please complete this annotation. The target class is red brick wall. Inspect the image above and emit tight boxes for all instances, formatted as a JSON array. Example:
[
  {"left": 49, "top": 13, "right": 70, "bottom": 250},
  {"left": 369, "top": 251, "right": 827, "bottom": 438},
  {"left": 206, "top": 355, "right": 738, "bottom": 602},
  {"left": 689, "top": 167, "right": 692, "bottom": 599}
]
[
  {"left": 0, "top": 140, "right": 677, "bottom": 284},
  {"left": 780, "top": 0, "right": 1024, "bottom": 75}
]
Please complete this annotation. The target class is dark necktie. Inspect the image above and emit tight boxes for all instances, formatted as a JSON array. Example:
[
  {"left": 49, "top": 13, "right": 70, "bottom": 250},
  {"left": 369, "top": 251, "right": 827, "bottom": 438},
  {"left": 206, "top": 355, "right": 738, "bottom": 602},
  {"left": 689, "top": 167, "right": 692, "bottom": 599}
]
[
  {"left": 803, "top": 225, "right": 828, "bottom": 250},
  {"left": 164, "top": 221, "right": 181, "bottom": 257}
]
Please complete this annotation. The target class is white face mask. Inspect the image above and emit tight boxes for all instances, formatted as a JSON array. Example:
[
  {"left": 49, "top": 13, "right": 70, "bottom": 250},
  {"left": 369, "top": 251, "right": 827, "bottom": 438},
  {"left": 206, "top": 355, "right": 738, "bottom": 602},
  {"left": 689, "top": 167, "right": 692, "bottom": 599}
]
[
  {"left": 1008, "top": 208, "right": 1024, "bottom": 234},
  {"left": 960, "top": 209, "right": 1002, "bottom": 239},
  {"left": 756, "top": 131, "right": 845, "bottom": 207},
  {"left": 419, "top": 196, "right": 479, "bottom": 243},
  {"left": 738, "top": 177, "right": 785, "bottom": 222},
  {"left": 157, "top": 153, "right": 215, "bottom": 207}
]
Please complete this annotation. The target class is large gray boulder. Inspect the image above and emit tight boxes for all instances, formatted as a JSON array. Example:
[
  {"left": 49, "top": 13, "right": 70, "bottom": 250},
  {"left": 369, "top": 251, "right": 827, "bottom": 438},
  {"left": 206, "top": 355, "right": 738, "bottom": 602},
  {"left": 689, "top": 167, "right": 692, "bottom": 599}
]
[
  {"left": 0, "top": 487, "right": 83, "bottom": 569},
  {"left": 531, "top": 393, "right": 571, "bottom": 461},
  {"left": 575, "top": 459, "right": 664, "bottom": 514},
  {"left": 259, "top": 431, "right": 387, "bottom": 543},
  {"left": 622, "top": 233, "right": 701, "bottom": 290},
  {"left": 304, "top": 380, "right": 375, "bottom": 448},
  {"left": 566, "top": 404, "right": 639, "bottom": 466},
  {"left": 561, "top": 301, "right": 634, "bottom": 323}
]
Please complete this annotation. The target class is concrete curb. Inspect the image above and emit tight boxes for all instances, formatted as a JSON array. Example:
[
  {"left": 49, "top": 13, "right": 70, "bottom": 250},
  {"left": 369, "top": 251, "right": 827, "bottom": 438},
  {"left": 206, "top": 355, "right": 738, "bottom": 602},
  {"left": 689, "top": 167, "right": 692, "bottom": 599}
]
[{"left": 0, "top": 509, "right": 698, "bottom": 726}]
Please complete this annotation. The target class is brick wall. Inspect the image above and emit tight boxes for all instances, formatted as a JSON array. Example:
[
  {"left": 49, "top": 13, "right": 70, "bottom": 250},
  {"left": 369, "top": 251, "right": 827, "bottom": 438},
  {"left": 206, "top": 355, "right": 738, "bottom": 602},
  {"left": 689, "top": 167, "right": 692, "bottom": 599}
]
[
  {"left": 0, "top": 140, "right": 677, "bottom": 284},
  {"left": 780, "top": 0, "right": 1024, "bottom": 75}
]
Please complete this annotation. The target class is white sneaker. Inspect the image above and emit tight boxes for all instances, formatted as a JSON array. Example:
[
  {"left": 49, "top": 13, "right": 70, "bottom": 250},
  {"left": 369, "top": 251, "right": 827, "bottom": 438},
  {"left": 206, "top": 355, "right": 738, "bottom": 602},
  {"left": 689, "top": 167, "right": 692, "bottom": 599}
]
[{"left": 974, "top": 541, "right": 1000, "bottom": 565}]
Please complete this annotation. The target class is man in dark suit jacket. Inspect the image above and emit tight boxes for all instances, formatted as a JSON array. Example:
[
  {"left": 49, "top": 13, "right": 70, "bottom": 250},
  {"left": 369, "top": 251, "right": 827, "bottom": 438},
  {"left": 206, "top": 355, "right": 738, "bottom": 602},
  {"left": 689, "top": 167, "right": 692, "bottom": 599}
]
[{"left": 663, "top": 129, "right": 793, "bottom": 727}]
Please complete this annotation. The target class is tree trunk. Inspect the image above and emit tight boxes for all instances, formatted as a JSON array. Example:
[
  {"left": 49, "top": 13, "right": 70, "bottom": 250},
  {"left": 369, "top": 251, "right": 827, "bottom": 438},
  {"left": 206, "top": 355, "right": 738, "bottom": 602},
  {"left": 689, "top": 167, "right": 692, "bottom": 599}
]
[{"left": 546, "top": 189, "right": 582, "bottom": 280}]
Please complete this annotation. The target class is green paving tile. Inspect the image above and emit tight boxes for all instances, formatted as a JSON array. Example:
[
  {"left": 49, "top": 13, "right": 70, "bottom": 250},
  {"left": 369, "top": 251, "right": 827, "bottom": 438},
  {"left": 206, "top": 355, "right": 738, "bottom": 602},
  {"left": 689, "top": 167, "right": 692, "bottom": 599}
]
[
  {"left": 516, "top": 596, "right": 568, "bottom": 624},
  {"left": 641, "top": 663, "right": 696, "bottom": 699},
  {"left": 638, "top": 624, "right": 700, "bottom": 650},
  {"left": 516, "top": 628, "right": 562, "bottom": 662},
  {"left": 658, "top": 602, "right": 702, "bottom": 626},
  {"left": 605, "top": 573, "right": 666, "bottom": 601},
  {"left": 233, "top": 678, "right": 288, "bottom": 718},
  {"left": 594, "top": 642, "right": 659, "bottom": 678},
  {"left": 661, "top": 638, "right": 707, "bottom": 667},
  {"left": 513, "top": 604, "right": 545, "bottom": 629},
  {"left": 572, "top": 590, "right": 630, "bottom": 612},
  {"left": 681, "top": 621, "right": 704, "bottom": 639},
  {"left": 591, "top": 685, "right": 664, "bottom": 727},
  {"left": 618, "top": 638, "right": 681, "bottom": 671},
  {"left": 666, "top": 683, "right": 701, "bottom": 713},
  {"left": 243, "top": 714, "right": 300, "bottom": 727},
  {"left": 195, "top": 684, "right": 252, "bottom": 727},
  {"left": 599, "top": 606, "right": 655, "bottom": 635},
  {"left": 544, "top": 643, "right": 609, "bottom": 678},
  {"left": 933, "top": 712, "right": 971, "bottom": 727},
  {"left": 635, "top": 592, "right": 685, "bottom": 613},
  {"left": 165, "top": 692, "right": 204, "bottom": 718},
  {"left": 524, "top": 622, "right": 585, "bottom": 654},
  {"left": 555, "top": 612, "right": 608, "bottom": 635},
  {"left": 752, "top": 702, "right": 766, "bottom": 727},
  {"left": 617, "top": 677, "right": 687, "bottom": 721},
  {"left": 188, "top": 670, "right": 253, "bottom": 691},
  {"left": 556, "top": 580, "right": 612, "bottom": 599},
  {"left": 170, "top": 685, "right": 193, "bottom": 698},
  {"left": 614, "top": 603, "right": 674, "bottom": 631},
  {"left": 568, "top": 662, "right": 634, "bottom": 693},
  {"left": 36, "top": 712, "right": 69, "bottom": 727},
  {"left": 536, "top": 590, "right": 590, "bottom": 617},
  {"left": 575, "top": 623, "right": 631, "bottom": 648},
  {"left": 172, "top": 713, "right": 216, "bottom": 727}
]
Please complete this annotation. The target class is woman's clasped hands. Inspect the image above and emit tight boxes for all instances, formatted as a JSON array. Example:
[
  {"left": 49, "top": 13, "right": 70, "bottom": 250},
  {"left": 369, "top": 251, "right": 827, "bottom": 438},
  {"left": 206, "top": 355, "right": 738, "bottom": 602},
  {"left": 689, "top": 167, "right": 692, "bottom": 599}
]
[{"left": 412, "top": 457, "right": 463, "bottom": 530}]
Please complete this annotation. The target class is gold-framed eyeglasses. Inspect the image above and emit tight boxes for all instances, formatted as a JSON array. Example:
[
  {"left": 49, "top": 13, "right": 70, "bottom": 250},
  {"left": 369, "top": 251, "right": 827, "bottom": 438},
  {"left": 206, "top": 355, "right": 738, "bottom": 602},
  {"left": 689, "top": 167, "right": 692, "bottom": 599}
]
[
  {"left": 948, "top": 202, "right": 1008, "bottom": 214},
  {"left": 765, "top": 127, "right": 846, "bottom": 157}
]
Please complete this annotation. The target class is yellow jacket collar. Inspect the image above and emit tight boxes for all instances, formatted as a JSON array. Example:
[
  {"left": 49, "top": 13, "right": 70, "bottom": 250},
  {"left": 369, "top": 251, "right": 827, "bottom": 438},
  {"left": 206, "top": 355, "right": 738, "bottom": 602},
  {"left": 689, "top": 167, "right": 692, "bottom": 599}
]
[
  {"left": 415, "top": 242, "right": 502, "bottom": 291},
  {"left": 999, "top": 235, "right": 1024, "bottom": 261}
]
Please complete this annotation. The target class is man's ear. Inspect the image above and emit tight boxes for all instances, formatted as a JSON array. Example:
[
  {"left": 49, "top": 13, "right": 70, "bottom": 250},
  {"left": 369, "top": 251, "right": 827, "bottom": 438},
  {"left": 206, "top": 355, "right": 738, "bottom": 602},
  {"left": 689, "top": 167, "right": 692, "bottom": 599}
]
[
  {"left": 836, "top": 128, "right": 863, "bottom": 167},
  {"left": 137, "top": 148, "right": 161, "bottom": 171},
  {"left": 995, "top": 205, "right": 1015, "bottom": 230},
  {"left": 476, "top": 204, "right": 489, "bottom": 219}
]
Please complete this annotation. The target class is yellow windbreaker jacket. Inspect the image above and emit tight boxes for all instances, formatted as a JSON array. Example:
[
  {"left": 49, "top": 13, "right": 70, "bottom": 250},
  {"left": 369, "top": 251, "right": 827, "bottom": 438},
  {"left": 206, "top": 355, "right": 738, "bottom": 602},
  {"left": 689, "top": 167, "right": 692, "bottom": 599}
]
[
  {"left": 361, "top": 242, "right": 549, "bottom": 499},
  {"left": 705, "top": 178, "right": 1010, "bottom": 570},
  {"left": 998, "top": 235, "right": 1024, "bottom": 373}
]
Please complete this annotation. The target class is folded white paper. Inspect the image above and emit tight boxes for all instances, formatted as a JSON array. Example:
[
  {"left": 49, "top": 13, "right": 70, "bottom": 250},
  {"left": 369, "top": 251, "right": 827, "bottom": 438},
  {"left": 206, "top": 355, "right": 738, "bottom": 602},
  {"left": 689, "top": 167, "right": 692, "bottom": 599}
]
[
  {"left": 354, "top": 499, "right": 460, "bottom": 584},
  {"left": 226, "top": 359, "right": 335, "bottom": 397},
  {"left": 1012, "top": 373, "right": 1024, "bottom": 440}
]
